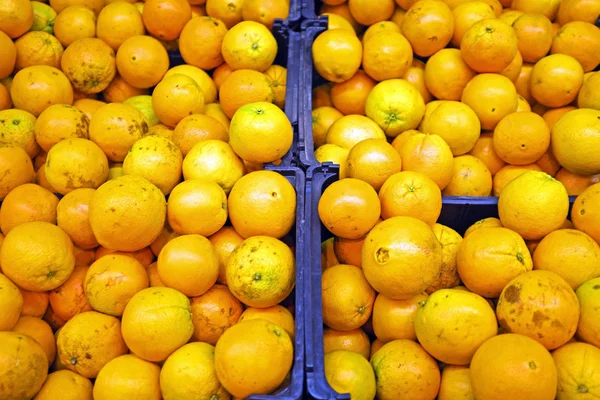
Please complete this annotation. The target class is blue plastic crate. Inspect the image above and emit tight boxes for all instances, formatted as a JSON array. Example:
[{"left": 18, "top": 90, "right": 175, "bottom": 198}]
[{"left": 300, "top": 0, "right": 323, "bottom": 19}]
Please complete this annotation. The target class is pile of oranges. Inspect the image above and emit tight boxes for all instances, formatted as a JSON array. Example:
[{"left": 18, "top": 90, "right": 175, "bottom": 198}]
[
  {"left": 312, "top": 0, "right": 600, "bottom": 399},
  {"left": 0, "top": 0, "right": 301, "bottom": 399}
]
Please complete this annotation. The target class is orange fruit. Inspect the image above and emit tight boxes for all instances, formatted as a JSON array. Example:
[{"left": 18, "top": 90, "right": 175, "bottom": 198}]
[
  {"left": 361, "top": 20, "right": 401, "bottom": 43},
  {"left": 380, "top": 171, "right": 442, "bottom": 225},
  {"left": 204, "top": 103, "right": 230, "bottom": 130},
  {"left": 190, "top": 283, "right": 243, "bottom": 344},
  {"left": 0, "top": 332, "right": 48, "bottom": 400},
  {"left": 461, "top": 73, "right": 519, "bottom": 130},
  {"left": 362, "top": 31, "right": 413, "bottom": 81},
  {"left": 321, "top": 264, "right": 376, "bottom": 330},
  {"left": 457, "top": 226, "right": 533, "bottom": 298},
  {"left": 403, "top": 59, "right": 433, "bottom": 104},
  {"left": 552, "top": 109, "right": 600, "bottom": 176},
  {"left": 424, "top": 48, "right": 476, "bottom": 101},
  {"left": 93, "top": 354, "right": 161, "bottom": 400},
  {"left": 121, "top": 287, "right": 194, "bottom": 362},
  {"left": 516, "top": 94, "right": 531, "bottom": 112},
  {"left": 96, "top": 1, "right": 144, "bottom": 50},
  {"left": 576, "top": 277, "right": 600, "bottom": 348},
  {"left": 469, "top": 132, "right": 506, "bottom": 176},
  {"left": 43, "top": 304, "right": 67, "bottom": 330},
  {"left": 461, "top": 19, "right": 518, "bottom": 73},
  {"left": 240, "top": 306, "right": 294, "bottom": 340},
  {"left": 438, "top": 365, "right": 474, "bottom": 400},
  {"left": 0, "top": 183, "right": 58, "bottom": 235},
  {"left": 13, "top": 316, "right": 56, "bottom": 366},
  {"left": 0, "top": 0, "right": 33, "bottom": 38},
  {"left": 35, "top": 370, "right": 93, "bottom": 400},
  {"left": 370, "top": 340, "right": 441, "bottom": 400},
  {"left": 324, "top": 350, "right": 377, "bottom": 399},
  {"left": 493, "top": 111, "right": 550, "bottom": 165},
  {"left": 552, "top": 21, "right": 600, "bottom": 73},
  {"left": 318, "top": 178, "right": 380, "bottom": 239},
  {"left": 205, "top": 0, "right": 243, "bottom": 28},
  {"left": 152, "top": 74, "right": 206, "bottom": 127},
  {"left": 179, "top": 16, "right": 227, "bottom": 70},
  {"left": 20, "top": 289, "right": 49, "bottom": 318},
  {"left": 89, "top": 175, "right": 166, "bottom": 252},
  {"left": 212, "top": 63, "right": 233, "bottom": 92},
  {"left": 553, "top": 342, "right": 600, "bottom": 399},
  {"left": 515, "top": 62, "right": 535, "bottom": 105},
  {"left": 11, "top": 65, "right": 73, "bottom": 116},
  {"left": 325, "top": 114, "right": 386, "bottom": 149},
  {"left": 372, "top": 292, "right": 428, "bottom": 342},
  {"left": 512, "top": 13, "right": 553, "bottom": 64},
  {"left": 501, "top": 51, "right": 524, "bottom": 83},
  {"left": 494, "top": 163, "right": 543, "bottom": 195},
  {"left": 241, "top": 0, "right": 289, "bottom": 29},
  {"left": 555, "top": 168, "right": 596, "bottom": 196},
  {"left": 399, "top": 133, "right": 454, "bottom": 190},
  {"left": 61, "top": 38, "right": 116, "bottom": 94},
  {"left": 346, "top": 138, "right": 402, "bottom": 191},
  {"left": 56, "top": 188, "right": 99, "bottom": 250},
  {"left": 53, "top": 5, "right": 96, "bottom": 47},
  {"left": 209, "top": 226, "right": 243, "bottom": 285},
  {"left": 415, "top": 289, "right": 498, "bottom": 365},
  {"left": 499, "top": 171, "right": 570, "bottom": 240},
  {"left": 221, "top": 20, "right": 277, "bottom": 72},
  {"left": 323, "top": 12, "right": 356, "bottom": 32},
  {"left": 73, "top": 98, "right": 105, "bottom": 119},
  {"left": 14, "top": 31, "right": 63, "bottom": 70},
  {"left": 312, "top": 28, "right": 362, "bottom": 83},
  {"left": 312, "top": 106, "right": 343, "bottom": 148},
  {"left": 0, "top": 273, "right": 22, "bottom": 331},
  {"left": 427, "top": 223, "right": 463, "bottom": 293},
  {"left": 45, "top": 138, "right": 109, "bottom": 194},
  {"left": 451, "top": 1, "right": 497, "bottom": 47},
  {"left": 470, "top": 334, "right": 557, "bottom": 400},
  {"left": 572, "top": 183, "right": 600, "bottom": 245},
  {"left": 49, "top": 0, "right": 104, "bottom": 15},
  {"left": 320, "top": 2, "right": 362, "bottom": 33},
  {"left": 0, "top": 147, "right": 35, "bottom": 200},
  {"left": 142, "top": 0, "right": 191, "bottom": 40},
  {"left": 348, "top": 0, "right": 394, "bottom": 25},
  {"left": 0, "top": 82, "right": 11, "bottom": 110},
  {"left": 322, "top": 237, "right": 340, "bottom": 270},
  {"left": 530, "top": 54, "right": 584, "bottom": 108},
  {"left": 401, "top": 0, "right": 454, "bottom": 57},
  {"left": 314, "top": 144, "right": 349, "bottom": 179},
  {"left": 498, "top": 270, "right": 579, "bottom": 349},
  {"left": 557, "top": 0, "right": 600, "bottom": 25},
  {"left": 226, "top": 235, "right": 295, "bottom": 307},
  {"left": 173, "top": 114, "right": 228, "bottom": 156},
  {"left": 578, "top": 72, "right": 600, "bottom": 109},
  {"left": 116, "top": 35, "right": 170, "bottom": 89},
  {"left": 312, "top": 83, "right": 333, "bottom": 108},
  {"left": 512, "top": 0, "right": 560, "bottom": 19},
  {"left": 215, "top": 319, "right": 293, "bottom": 398},
  {"left": 35, "top": 104, "right": 89, "bottom": 152},
  {"left": 331, "top": 70, "right": 376, "bottom": 115},
  {"left": 0, "top": 31, "right": 16, "bottom": 79},
  {"left": 102, "top": 75, "right": 148, "bottom": 103},
  {"left": 323, "top": 328, "right": 370, "bottom": 359},
  {"left": 362, "top": 216, "right": 442, "bottom": 300},
  {"left": 48, "top": 265, "right": 93, "bottom": 321},
  {"left": 219, "top": 69, "right": 274, "bottom": 119},
  {"left": 94, "top": 246, "right": 155, "bottom": 266},
  {"left": 390, "top": 5, "right": 406, "bottom": 24}
]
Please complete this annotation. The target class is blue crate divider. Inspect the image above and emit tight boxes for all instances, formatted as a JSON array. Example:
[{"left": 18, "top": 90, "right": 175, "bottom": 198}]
[{"left": 300, "top": 0, "right": 323, "bottom": 19}]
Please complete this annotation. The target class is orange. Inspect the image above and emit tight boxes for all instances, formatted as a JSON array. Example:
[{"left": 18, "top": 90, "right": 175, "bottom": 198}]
[
  {"left": 330, "top": 70, "right": 376, "bottom": 115},
  {"left": 312, "top": 106, "right": 343, "bottom": 147},
  {"left": 61, "top": 38, "right": 116, "bottom": 94},
  {"left": 0, "top": 183, "right": 58, "bottom": 235},
  {"left": 20, "top": 289, "right": 49, "bottom": 318},
  {"left": 469, "top": 133, "right": 506, "bottom": 176},
  {"left": 57, "top": 188, "right": 99, "bottom": 249},
  {"left": 494, "top": 164, "right": 543, "bottom": 196},
  {"left": 438, "top": 365, "right": 474, "bottom": 400},
  {"left": 578, "top": 72, "right": 600, "bottom": 109},
  {"left": 403, "top": 59, "right": 433, "bottom": 104},
  {"left": 493, "top": 111, "right": 550, "bottom": 165},
  {"left": 419, "top": 100, "right": 481, "bottom": 155},
  {"left": 35, "top": 370, "right": 93, "bottom": 400},
  {"left": 497, "top": 270, "right": 579, "bottom": 349},
  {"left": 470, "top": 334, "right": 557, "bottom": 400},
  {"left": 0, "top": 82, "right": 10, "bottom": 110},
  {"left": 30, "top": 1, "right": 57, "bottom": 34},
  {"left": 116, "top": 35, "right": 170, "bottom": 89},
  {"left": 390, "top": 5, "right": 406, "bottom": 24},
  {"left": 312, "top": 28, "right": 362, "bottom": 83},
  {"left": 0, "top": 147, "right": 35, "bottom": 200},
  {"left": 452, "top": 1, "right": 497, "bottom": 47},
  {"left": 321, "top": 264, "right": 376, "bottom": 330},
  {"left": 13, "top": 316, "right": 56, "bottom": 366},
  {"left": 94, "top": 246, "right": 155, "bottom": 267},
  {"left": 11, "top": 65, "right": 73, "bottom": 116},
  {"left": 318, "top": 178, "right": 380, "bottom": 239},
  {"left": 348, "top": 0, "right": 394, "bottom": 25},
  {"left": 322, "top": 238, "right": 340, "bottom": 270},
  {"left": 314, "top": 144, "right": 349, "bottom": 178},
  {"left": 312, "top": 83, "right": 333, "bottom": 108},
  {"left": 346, "top": 139, "right": 402, "bottom": 191},
  {"left": 152, "top": 74, "right": 206, "bottom": 127},
  {"left": 209, "top": 226, "right": 243, "bottom": 285},
  {"left": 415, "top": 289, "right": 498, "bottom": 365},
  {"left": 362, "top": 20, "right": 401, "bottom": 43},
  {"left": 457, "top": 226, "right": 532, "bottom": 298},
  {"left": 34, "top": 104, "right": 89, "bottom": 152},
  {"left": 43, "top": 305, "right": 67, "bottom": 330},
  {"left": 229, "top": 102, "right": 292, "bottom": 163},
  {"left": 204, "top": 103, "right": 230, "bottom": 130},
  {"left": 49, "top": 0, "right": 104, "bottom": 15},
  {"left": 320, "top": 3, "right": 362, "bottom": 33},
  {"left": 45, "top": 138, "right": 109, "bottom": 194},
  {"left": 501, "top": 51, "right": 524, "bottom": 83},
  {"left": 221, "top": 20, "right": 277, "bottom": 72},
  {"left": 512, "top": 0, "right": 560, "bottom": 19},
  {"left": 0, "top": 332, "right": 48, "bottom": 400},
  {"left": 228, "top": 170, "right": 295, "bottom": 238},
  {"left": 399, "top": 133, "right": 454, "bottom": 190},
  {"left": 366, "top": 79, "right": 426, "bottom": 136},
  {"left": 461, "top": 19, "right": 518, "bottom": 73},
  {"left": 49, "top": 265, "right": 93, "bottom": 321},
  {"left": 427, "top": 223, "right": 463, "bottom": 292},
  {"left": 401, "top": 0, "right": 454, "bottom": 57},
  {"left": 142, "top": 0, "right": 191, "bottom": 40},
  {"left": 323, "top": 12, "right": 356, "bottom": 32},
  {"left": 362, "top": 216, "right": 442, "bottom": 299},
  {"left": 557, "top": 0, "right": 600, "bottom": 25},
  {"left": 149, "top": 124, "right": 175, "bottom": 141},
  {"left": 461, "top": 73, "right": 519, "bottom": 130},
  {"left": 325, "top": 114, "right": 386, "bottom": 149},
  {"left": 530, "top": 54, "right": 584, "bottom": 108},
  {"left": 323, "top": 328, "right": 369, "bottom": 358},
  {"left": 553, "top": 342, "right": 600, "bottom": 399},
  {"left": 576, "top": 277, "right": 600, "bottom": 348},
  {"left": 93, "top": 354, "right": 161, "bottom": 400},
  {"left": 512, "top": 13, "right": 553, "bottom": 64},
  {"left": 56, "top": 311, "right": 128, "bottom": 378},
  {"left": 515, "top": 62, "right": 535, "bottom": 105},
  {"left": 362, "top": 31, "right": 413, "bottom": 81},
  {"left": 1, "top": 221, "right": 75, "bottom": 291},
  {"left": 572, "top": 183, "right": 600, "bottom": 245},
  {"left": 14, "top": 31, "right": 63, "bottom": 70},
  {"left": 0, "top": 0, "right": 33, "bottom": 38},
  {"left": 534, "top": 229, "right": 600, "bottom": 289},
  {"left": 552, "top": 21, "right": 600, "bottom": 73},
  {"left": 215, "top": 319, "right": 293, "bottom": 398},
  {"left": 102, "top": 75, "right": 148, "bottom": 103},
  {"left": 0, "top": 109, "right": 39, "bottom": 159},
  {"left": 219, "top": 69, "right": 274, "bottom": 119},
  {"left": 241, "top": 0, "right": 288, "bottom": 29},
  {"left": 370, "top": 340, "right": 441, "bottom": 400},
  {"left": 324, "top": 350, "right": 377, "bottom": 400},
  {"left": 0, "top": 273, "right": 22, "bottom": 331},
  {"left": 263, "top": 65, "right": 287, "bottom": 109},
  {"left": 516, "top": 95, "right": 532, "bottom": 113},
  {"left": 205, "top": 0, "right": 243, "bottom": 28},
  {"left": 73, "top": 98, "right": 105, "bottom": 119},
  {"left": 96, "top": 2, "right": 144, "bottom": 50},
  {"left": 212, "top": 64, "right": 233, "bottom": 93},
  {"left": 179, "top": 16, "right": 227, "bottom": 70},
  {"left": 552, "top": 109, "right": 600, "bottom": 176},
  {"left": 556, "top": 168, "right": 596, "bottom": 196},
  {"left": 425, "top": 48, "right": 476, "bottom": 101},
  {"left": 190, "top": 284, "right": 243, "bottom": 344},
  {"left": 89, "top": 175, "right": 166, "bottom": 252},
  {"left": 372, "top": 293, "right": 427, "bottom": 342},
  {"left": 121, "top": 287, "right": 194, "bottom": 362},
  {"left": 173, "top": 114, "right": 228, "bottom": 156},
  {"left": 53, "top": 5, "right": 96, "bottom": 47},
  {"left": 239, "top": 306, "right": 294, "bottom": 341}
]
